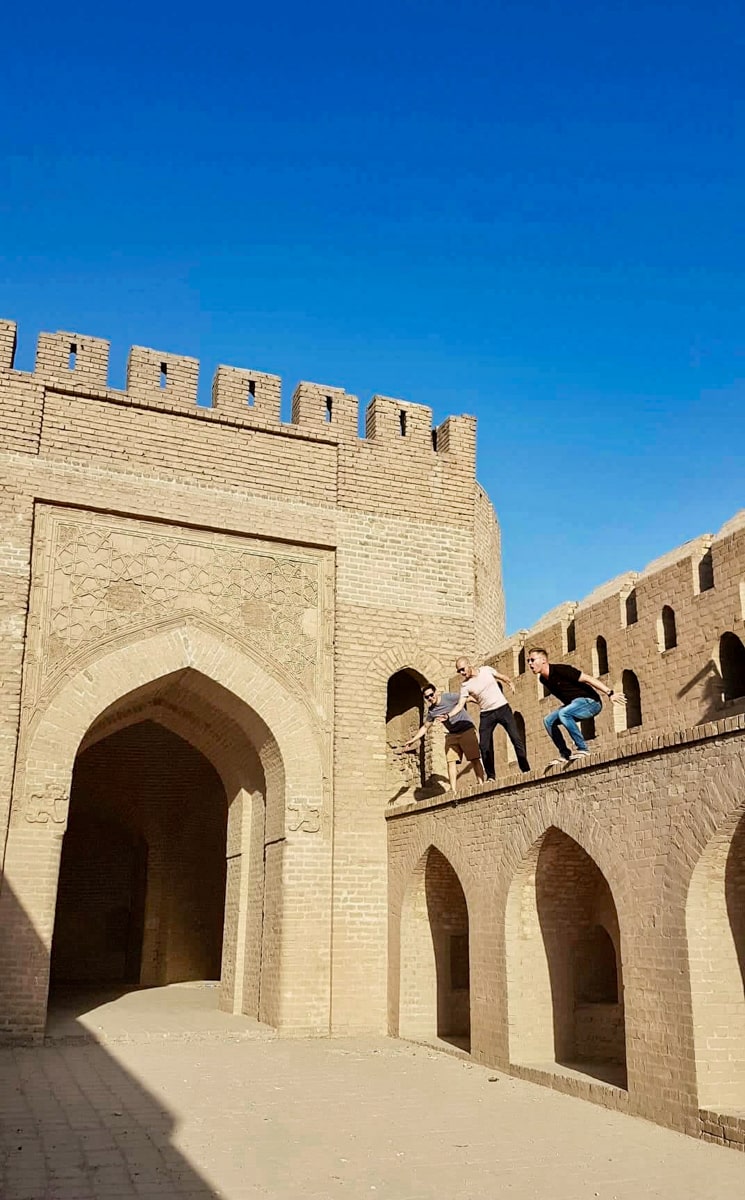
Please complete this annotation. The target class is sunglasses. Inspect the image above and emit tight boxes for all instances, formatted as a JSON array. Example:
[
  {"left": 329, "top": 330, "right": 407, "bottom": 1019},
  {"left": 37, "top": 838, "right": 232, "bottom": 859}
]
[{"left": 423, "top": 692, "right": 435, "bottom": 701}]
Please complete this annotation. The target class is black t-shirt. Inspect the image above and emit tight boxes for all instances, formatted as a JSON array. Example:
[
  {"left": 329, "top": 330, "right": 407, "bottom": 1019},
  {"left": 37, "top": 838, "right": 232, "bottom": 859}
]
[{"left": 543, "top": 664, "right": 601, "bottom": 705}]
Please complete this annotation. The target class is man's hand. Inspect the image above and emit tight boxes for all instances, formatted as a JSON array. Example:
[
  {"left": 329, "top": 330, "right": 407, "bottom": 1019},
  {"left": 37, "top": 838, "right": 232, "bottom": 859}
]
[
  {"left": 435, "top": 713, "right": 449, "bottom": 723},
  {"left": 610, "top": 692, "right": 627, "bottom": 706}
]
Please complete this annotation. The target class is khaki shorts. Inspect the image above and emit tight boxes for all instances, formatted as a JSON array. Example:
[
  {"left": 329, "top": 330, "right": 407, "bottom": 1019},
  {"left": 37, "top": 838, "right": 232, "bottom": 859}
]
[{"left": 445, "top": 728, "right": 481, "bottom": 763}]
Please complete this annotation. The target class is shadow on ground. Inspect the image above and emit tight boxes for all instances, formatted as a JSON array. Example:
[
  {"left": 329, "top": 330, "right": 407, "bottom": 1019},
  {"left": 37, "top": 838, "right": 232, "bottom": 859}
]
[{"left": 0, "top": 880, "right": 221, "bottom": 1199}]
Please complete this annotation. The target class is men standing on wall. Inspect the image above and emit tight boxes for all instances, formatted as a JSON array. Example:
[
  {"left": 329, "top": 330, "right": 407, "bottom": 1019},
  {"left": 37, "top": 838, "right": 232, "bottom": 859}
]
[
  {"left": 446, "top": 658, "right": 530, "bottom": 779},
  {"left": 400, "top": 683, "right": 486, "bottom": 795},
  {"left": 526, "top": 647, "right": 626, "bottom": 766}
]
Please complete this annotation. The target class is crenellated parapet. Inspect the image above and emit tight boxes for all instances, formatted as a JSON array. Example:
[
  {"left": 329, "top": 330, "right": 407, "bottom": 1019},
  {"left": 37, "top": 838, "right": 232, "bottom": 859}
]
[{"left": 0, "top": 320, "right": 477, "bottom": 481}]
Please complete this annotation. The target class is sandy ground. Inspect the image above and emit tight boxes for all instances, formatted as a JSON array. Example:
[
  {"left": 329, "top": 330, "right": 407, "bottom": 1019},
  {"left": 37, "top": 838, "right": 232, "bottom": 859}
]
[{"left": 0, "top": 986, "right": 744, "bottom": 1199}]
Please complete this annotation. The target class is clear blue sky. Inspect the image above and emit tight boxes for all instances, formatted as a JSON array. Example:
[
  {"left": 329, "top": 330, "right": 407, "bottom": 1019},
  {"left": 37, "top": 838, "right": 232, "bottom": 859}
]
[{"left": 2, "top": 0, "right": 743, "bottom": 632}]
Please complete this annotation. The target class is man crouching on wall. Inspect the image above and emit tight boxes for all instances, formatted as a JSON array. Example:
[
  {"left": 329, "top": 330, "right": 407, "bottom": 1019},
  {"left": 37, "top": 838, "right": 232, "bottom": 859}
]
[{"left": 401, "top": 683, "right": 486, "bottom": 795}]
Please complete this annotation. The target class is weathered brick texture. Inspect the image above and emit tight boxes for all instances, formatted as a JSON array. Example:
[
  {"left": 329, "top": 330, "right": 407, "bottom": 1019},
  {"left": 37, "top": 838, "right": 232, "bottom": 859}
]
[
  {"left": 4, "top": 316, "right": 745, "bottom": 1155},
  {"left": 0, "top": 319, "right": 503, "bottom": 1049}
]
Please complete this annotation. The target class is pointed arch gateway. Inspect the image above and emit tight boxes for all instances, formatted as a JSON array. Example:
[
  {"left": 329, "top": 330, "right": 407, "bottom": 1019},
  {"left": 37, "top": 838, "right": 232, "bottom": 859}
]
[
  {"left": 3, "top": 623, "right": 330, "bottom": 1039},
  {"left": 398, "top": 845, "right": 471, "bottom": 1049},
  {"left": 505, "top": 827, "right": 627, "bottom": 1087}
]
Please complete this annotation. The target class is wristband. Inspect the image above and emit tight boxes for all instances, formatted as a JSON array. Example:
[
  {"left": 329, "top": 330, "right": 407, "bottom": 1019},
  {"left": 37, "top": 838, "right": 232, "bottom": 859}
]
[{"left": 608, "top": 689, "right": 614, "bottom": 697}]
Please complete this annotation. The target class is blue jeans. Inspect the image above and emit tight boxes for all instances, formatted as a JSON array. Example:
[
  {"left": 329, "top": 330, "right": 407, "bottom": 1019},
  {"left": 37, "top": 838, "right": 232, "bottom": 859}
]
[{"left": 544, "top": 697, "right": 601, "bottom": 757}]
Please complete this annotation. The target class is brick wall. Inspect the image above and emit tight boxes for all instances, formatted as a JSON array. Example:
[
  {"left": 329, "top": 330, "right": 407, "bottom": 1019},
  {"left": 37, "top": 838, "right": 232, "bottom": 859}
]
[
  {"left": 387, "top": 719, "right": 745, "bottom": 1149},
  {"left": 0, "top": 318, "right": 504, "bottom": 1044}
]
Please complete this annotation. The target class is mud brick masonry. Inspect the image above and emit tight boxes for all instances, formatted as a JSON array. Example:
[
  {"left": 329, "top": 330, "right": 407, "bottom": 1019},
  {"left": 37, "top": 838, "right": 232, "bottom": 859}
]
[{"left": 1, "top": 319, "right": 744, "bottom": 1152}]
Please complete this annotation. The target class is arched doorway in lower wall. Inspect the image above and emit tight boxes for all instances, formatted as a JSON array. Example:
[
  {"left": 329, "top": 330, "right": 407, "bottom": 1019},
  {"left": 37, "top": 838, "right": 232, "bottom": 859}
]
[
  {"left": 686, "top": 809, "right": 745, "bottom": 1113},
  {"left": 505, "top": 827, "right": 627, "bottom": 1087},
  {"left": 41, "top": 662, "right": 273, "bottom": 1037},
  {"left": 399, "top": 846, "right": 470, "bottom": 1050},
  {"left": 51, "top": 721, "right": 228, "bottom": 994}
]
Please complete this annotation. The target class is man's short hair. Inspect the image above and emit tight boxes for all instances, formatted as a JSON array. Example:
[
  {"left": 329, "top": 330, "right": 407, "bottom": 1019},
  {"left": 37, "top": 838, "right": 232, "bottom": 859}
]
[
  {"left": 421, "top": 683, "right": 436, "bottom": 696},
  {"left": 527, "top": 646, "right": 548, "bottom": 658}
]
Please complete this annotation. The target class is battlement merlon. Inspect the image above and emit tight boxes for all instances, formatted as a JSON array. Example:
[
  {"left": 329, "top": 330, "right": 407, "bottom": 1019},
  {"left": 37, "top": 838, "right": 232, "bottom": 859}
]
[
  {"left": 0, "top": 321, "right": 478, "bottom": 473},
  {"left": 214, "top": 366, "right": 281, "bottom": 424},
  {"left": 0, "top": 319, "right": 18, "bottom": 371},
  {"left": 292, "top": 382, "right": 359, "bottom": 441}
]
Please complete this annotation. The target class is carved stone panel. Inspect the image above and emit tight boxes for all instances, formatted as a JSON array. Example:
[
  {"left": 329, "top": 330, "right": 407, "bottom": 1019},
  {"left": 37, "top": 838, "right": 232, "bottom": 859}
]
[{"left": 26, "top": 506, "right": 333, "bottom": 705}]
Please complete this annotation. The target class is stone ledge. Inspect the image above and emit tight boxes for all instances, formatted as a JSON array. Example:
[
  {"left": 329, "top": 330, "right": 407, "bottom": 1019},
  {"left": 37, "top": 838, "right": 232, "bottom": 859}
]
[{"left": 385, "top": 712, "right": 745, "bottom": 819}]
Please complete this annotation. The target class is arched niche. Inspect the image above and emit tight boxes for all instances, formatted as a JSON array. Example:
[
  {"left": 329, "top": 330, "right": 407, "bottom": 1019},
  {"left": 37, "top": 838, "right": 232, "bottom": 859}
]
[
  {"left": 686, "top": 809, "right": 745, "bottom": 1111},
  {"left": 399, "top": 846, "right": 471, "bottom": 1050},
  {"left": 505, "top": 827, "right": 626, "bottom": 1087}
]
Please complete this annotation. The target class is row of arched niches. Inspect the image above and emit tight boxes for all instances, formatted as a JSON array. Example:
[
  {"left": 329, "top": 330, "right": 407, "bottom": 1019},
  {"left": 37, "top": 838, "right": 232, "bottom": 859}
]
[{"left": 396, "top": 821, "right": 745, "bottom": 1116}]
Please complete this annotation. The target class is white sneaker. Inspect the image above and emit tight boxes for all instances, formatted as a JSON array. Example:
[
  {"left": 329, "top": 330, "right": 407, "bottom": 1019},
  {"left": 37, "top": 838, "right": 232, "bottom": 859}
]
[
  {"left": 569, "top": 750, "right": 590, "bottom": 760},
  {"left": 543, "top": 758, "right": 570, "bottom": 774}
]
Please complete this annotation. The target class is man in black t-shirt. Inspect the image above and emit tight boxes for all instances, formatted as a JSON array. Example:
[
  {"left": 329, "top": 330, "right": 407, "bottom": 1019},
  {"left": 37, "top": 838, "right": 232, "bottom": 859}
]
[{"left": 527, "top": 646, "right": 626, "bottom": 766}]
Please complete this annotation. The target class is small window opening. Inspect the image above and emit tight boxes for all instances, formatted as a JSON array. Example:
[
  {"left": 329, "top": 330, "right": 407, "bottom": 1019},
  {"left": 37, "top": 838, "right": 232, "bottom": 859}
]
[
  {"left": 325, "top": 396, "right": 333, "bottom": 423},
  {"left": 431, "top": 428, "right": 438, "bottom": 451},
  {"left": 661, "top": 605, "right": 677, "bottom": 651},
  {"left": 720, "top": 632, "right": 745, "bottom": 702},
  {"left": 399, "top": 409, "right": 407, "bottom": 437},
  {"left": 579, "top": 716, "right": 596, "bottom": 742},
  {"left": 247, "top": 379, "right": 256, "bottom": 407},
  {"left": 574, "top": 926, "right": 619, "bottom": 1004},
  {"left": 622, "top": 669, "right": 642, "bottom": 728},
  {"left": 625, "top": 590, "right": 638, "bottom": 626},
  {"left": 450, "top": 933, "right": 470, "bottom": 991},
  {"left": 159, "top": 362, "right": 168, "bottom": 389},
  {"left": 595, "top": 636, "right": 609, "bottom": 676},
  {"left": 566, "top": 620, "right": 576, "bottom": 653},
  {"left": 698, "top": 549, "right": 714, "bottom": 592},
  {"left": 517, "top": 646, "right": 526, "bottom": 675},
  {"left": 68, "top": 342, "right": 78, "bottom": 370}
]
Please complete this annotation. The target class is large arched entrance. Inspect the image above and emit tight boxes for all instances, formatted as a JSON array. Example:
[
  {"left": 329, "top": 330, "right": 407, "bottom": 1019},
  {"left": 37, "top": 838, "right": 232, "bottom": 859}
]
[
  {"left": 0, "top": 624, "right": 331, "bottom": 1040},
  {"left": 50, "top": 721, "right": 228, "bottom": 995}
]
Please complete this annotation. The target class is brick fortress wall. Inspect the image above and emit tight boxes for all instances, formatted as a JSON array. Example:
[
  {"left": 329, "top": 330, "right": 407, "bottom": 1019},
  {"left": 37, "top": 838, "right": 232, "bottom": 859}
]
[
  {"left": 388, "top": 513, "right": 745, "bottom": 1151},
  {"left": 0, "top": 318, "right": 504, "bottom": 1040}
]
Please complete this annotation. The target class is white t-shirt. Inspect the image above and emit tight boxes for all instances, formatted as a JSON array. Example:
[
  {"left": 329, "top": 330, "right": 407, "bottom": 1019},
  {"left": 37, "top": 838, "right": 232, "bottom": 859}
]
[{"left": 460, "top": 666, "right": 508, "bottom": 712}]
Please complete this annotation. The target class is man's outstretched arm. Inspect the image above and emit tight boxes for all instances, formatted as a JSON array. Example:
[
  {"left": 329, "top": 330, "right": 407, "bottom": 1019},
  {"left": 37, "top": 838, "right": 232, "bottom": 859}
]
[
  {"left": 401, "top": 721, "right": 431, "bottom": 750},
  {"left": 578, "top": 672, "right": 627, "bottom": 704}
]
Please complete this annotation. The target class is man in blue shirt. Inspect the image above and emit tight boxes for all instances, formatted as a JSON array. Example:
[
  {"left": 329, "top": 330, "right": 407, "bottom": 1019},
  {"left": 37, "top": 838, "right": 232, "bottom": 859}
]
[{"left": 402, "top": 683, "right": 486, "bottom": 795}]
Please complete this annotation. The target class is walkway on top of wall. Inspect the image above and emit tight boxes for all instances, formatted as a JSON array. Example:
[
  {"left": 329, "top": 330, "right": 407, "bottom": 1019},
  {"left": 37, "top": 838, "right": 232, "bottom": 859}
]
[{"left": 385, "top": 710, "right": 745, "bottom": 821}]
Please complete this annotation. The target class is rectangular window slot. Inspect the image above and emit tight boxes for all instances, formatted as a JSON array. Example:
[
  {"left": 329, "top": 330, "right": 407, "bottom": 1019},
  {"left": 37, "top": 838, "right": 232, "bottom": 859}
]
[
  {"left": 450, "top": 933, "right": 470, "bottom": 990},
  {"left": 325, "top": 396, "right": 333, "bottom": 423},
  {"left": 159, "top": 362, "right": 168, "bottom": 389},
  {"left": 399, "top": 409, "right": 407, "bottom": 436},
  {"left": 431, "top": 428, "right": 438, "bottom": 451},
  {"left": 247, "top": 380, "right": 256, "bottom": 407},
  {"left": 68, "top": 342, "right": 78, "bottom": 370},
  {"left": 698, "top": 550, "right": 714, "bottom": 592}
]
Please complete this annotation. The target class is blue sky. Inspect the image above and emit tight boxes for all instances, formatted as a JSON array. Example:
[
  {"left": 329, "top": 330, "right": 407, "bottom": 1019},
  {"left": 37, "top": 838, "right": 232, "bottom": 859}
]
[{"left": 2, "top": 0, "right": 743, "bottom": 632}]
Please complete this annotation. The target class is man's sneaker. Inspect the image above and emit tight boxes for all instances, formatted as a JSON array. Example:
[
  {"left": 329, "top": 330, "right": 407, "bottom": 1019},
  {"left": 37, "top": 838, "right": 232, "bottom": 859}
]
[
  {"left": 543, "top": 758, "right": 570, "bottom": 774},
  {"left": 569, "top": 749, "right": 590, "bottom": 760}
]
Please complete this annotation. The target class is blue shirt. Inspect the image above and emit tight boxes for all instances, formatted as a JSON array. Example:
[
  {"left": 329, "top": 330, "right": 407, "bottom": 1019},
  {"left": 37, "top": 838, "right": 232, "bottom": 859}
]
[{"left": 425, "top": 691, "right": 475, "bottom": 734}]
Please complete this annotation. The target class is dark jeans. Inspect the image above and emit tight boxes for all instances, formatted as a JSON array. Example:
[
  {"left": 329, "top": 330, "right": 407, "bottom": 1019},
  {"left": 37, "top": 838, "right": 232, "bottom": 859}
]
[{"left": 479, "top": 704, "right": 530, "bottom": 778}]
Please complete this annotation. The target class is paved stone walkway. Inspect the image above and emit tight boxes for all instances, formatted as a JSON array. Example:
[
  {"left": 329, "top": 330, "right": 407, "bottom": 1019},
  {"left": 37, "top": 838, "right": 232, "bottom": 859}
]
[{"left": 2, "top": 1036, "right": 745, "bottom": 1199}]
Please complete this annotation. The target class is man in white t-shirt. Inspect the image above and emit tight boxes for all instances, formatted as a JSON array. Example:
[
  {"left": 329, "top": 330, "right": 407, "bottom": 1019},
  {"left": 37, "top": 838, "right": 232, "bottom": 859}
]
[{"left": 446, "top": 657, "right": 530, "bottom": 779}]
